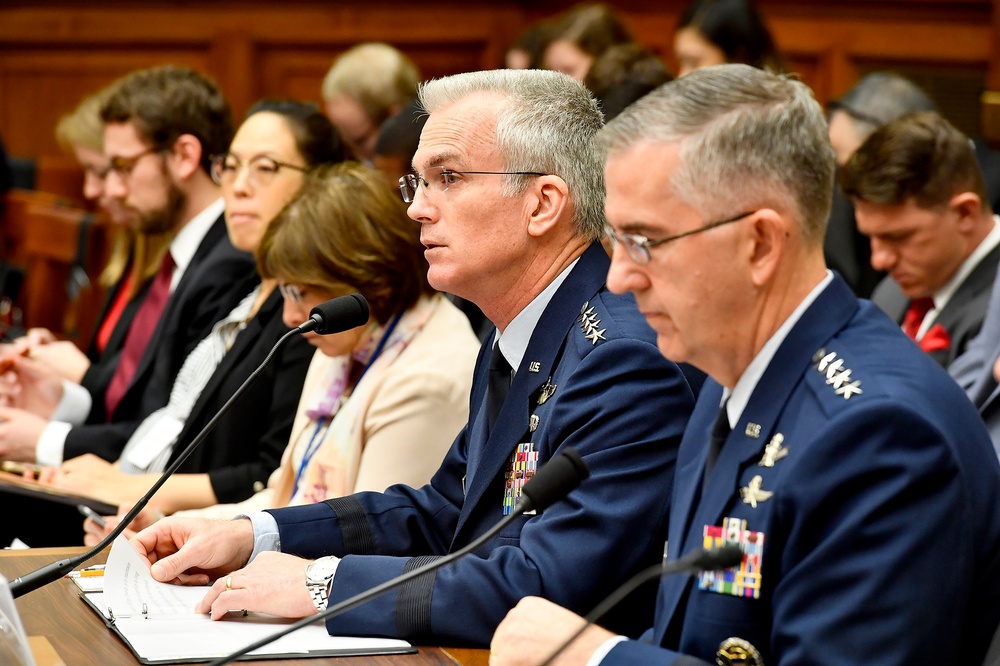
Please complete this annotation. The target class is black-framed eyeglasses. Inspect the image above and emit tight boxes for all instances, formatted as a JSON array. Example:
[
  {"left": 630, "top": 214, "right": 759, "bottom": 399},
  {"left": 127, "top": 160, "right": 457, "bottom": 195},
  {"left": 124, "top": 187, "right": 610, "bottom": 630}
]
[
  {"left": 606, "top": 210, "right": 757, "bottom": 264},
  {"left": 211, "top": 153, "right": 309, "bottom": 189},
  {"left": 398, "top": 166, "right": 548, "bottom": 203},
  {"left": 107, "top": 146, "right": 163, "bottom": 179}
]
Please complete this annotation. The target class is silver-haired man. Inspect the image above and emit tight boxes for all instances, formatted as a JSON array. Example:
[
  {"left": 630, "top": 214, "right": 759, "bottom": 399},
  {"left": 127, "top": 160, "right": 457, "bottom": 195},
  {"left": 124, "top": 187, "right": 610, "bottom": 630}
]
[
  {"left": 490, "top": 64, "right": 1000, "bottom": 666},
  {"left": 129, "top": 69, "right": 698, "bottom": 645}
]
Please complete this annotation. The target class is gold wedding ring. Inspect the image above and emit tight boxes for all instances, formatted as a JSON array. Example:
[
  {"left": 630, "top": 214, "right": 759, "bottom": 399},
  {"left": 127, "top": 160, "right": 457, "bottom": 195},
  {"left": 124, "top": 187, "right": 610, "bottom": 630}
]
[{"left": 225, "top": 576, "right": 233, "bottom": 591}]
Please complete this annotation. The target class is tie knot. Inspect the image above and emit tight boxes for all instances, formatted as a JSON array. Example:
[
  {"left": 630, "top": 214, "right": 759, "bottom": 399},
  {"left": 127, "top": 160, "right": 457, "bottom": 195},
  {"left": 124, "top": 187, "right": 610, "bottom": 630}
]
[
  {"left": 711, "top": 401, "right": 732, "bottom": 440},
  {"left": 490, "top": 343, "right": 511, "bottom": 374},
  {"left": 902, "top": 297, "right": 935, "bottom": 340}
]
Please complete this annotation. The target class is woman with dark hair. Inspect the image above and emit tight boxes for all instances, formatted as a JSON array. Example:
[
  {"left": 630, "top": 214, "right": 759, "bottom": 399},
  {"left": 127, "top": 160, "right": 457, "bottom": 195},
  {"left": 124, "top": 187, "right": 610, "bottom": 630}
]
[
  {"left": 674, "top": 0, "right": 783, "bottom": 76},
  {"left": 40, "top": 100, "right": 353, "bottom": 539},
  {"left": 542, "top": 3, "right": 634, "bottom": 81}
]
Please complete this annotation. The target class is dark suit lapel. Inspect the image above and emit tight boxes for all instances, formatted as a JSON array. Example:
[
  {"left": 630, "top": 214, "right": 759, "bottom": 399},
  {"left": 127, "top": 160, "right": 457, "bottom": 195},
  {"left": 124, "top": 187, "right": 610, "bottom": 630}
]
[
  {"left": 928, "top": 244, "right": 1000, "bottom": 353},
  {"left": 452, "top": 244, "right": 609, "bottom": 538},
  {"left": 168, "top": 286, "right": 273, "bottom": 455},
  {"left": 126, "top": 215, "right": 227, "bottom": 393},
  {"left": 103, "top": 279, "right": 153, "bottom": 356}
]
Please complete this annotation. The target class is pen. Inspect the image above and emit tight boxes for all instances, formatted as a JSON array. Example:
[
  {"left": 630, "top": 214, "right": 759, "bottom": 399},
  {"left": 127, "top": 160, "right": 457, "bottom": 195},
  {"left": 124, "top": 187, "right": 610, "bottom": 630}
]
[
  {"left": 79, "top": 565, "right": 105, "bottom": 578},
  {"left": 1, "top": 460, "right": 44, "bottom": 475},
  {"left": 77, "top": 504, "right": 108, "bottom": 528}
]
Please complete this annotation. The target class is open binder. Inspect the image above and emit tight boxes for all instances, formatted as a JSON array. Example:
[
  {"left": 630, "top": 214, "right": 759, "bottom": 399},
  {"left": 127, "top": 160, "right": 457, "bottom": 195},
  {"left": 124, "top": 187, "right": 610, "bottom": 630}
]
[
  {"left": 77, "top": 537, "right": 414, "bottom": 664},
  {"left": 0, "top": 468, "right": 116, "bottom": 515}
]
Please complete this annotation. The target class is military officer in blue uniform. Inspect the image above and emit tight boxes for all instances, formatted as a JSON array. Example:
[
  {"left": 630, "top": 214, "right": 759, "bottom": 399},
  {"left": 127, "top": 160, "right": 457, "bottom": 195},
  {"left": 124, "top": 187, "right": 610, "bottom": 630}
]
[
  {"left": 128, "top": 70, "right": 698, "bottom": 646},
  {"left": 489, "top": 64, "right": 1000, "bottom": 666}
]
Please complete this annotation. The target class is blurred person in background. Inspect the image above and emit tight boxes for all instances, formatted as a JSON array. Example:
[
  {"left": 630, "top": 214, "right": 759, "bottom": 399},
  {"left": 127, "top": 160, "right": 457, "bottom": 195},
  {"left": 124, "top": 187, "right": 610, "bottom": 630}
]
[
  {"left": 674, "top": 0, "right": 783, "bottom": 76},
  {"left": 542, "top": 3, "right": 634, "bottom": 81},
  {"left": 584, "top": 43, "right": 673, "bottom": 122},
  {"left": 40, "top": 100, "right": 347, "bottom": 543},
  {"left": 321, "top": 43, "right": 418, "bottom": 164},
  {"left": 14, "top": 83, "right": 173, "bottom": 403},
  {"left": 505, "top": 20, "right": 554, "bottom": 70},
  {"left": 86, "top": 161, "right": 478, "bottom": 544}
]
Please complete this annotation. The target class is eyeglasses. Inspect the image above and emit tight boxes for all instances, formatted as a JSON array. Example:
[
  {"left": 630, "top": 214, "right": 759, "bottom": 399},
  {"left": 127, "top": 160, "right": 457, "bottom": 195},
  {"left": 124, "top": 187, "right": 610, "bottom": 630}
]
[
  {"left": 606, "top": 210, "right": 757, "bottom": 264},
  {"left": 211, "top": 154, "right": 308, "bottom": 189},
  {"left": 107, "top": 146, "right": 163, "bottom": 179},
  {"left": 398, "top": 166, "right": 548, "bottom": 203},
  {"left": 278, "top": 283, "right": 308, "bottom": 305}
]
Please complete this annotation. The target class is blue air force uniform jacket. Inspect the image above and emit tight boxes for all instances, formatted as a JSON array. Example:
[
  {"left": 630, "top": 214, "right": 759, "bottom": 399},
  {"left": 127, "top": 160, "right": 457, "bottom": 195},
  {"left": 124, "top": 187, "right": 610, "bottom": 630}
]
[
  {"left": 604, "top": 275, "right": 1000, "bottom": 666},
  {"left": 266, "top": 243, "right": 698, "bottom": 645}
]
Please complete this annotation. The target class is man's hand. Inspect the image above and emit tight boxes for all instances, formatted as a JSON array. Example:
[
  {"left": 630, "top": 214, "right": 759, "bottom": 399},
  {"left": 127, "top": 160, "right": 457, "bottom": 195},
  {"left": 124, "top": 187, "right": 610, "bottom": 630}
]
[
  {"left": 30, "top": 341, "right": 91, "bottom": 384},
  {"left": 0, "top": 355, "right": 64, "bottom": 417},
  {"left": 84, "top": 502, "right": 160, "bottom": 548},
  {"left": 42, "top": 454, "right": 146, "bottom": 506},
  {"left": 196, "top": 551, "right": 318, "bottom": 620},
  {"left": 130, "top": 517, "right": 256, "bottom": 586},
  {"left": 0, "top": 407, "right": 47, "bottom": 462},
  {"left": 489, "top": 597, "right": 616, "bottom": 666}
]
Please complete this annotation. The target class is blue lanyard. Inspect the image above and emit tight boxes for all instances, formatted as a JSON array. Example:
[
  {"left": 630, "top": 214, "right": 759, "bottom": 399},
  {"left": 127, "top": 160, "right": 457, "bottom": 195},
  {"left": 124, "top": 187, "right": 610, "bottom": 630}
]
[{"left": 290, "top": 311, "right": 404, "bottom": 498}]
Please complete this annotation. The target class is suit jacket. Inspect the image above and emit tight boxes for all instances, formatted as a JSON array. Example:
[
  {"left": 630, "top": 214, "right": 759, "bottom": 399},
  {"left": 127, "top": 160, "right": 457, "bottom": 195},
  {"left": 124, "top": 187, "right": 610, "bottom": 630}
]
[
  {"left": 950, "top": 261, "right": 1000, "bottom": 458},
  {"left": 64, "top": 214, "right": 257, "bottom": 461},
  {"left": 604, "top": 275, "right": 1000, "bottom": 665},
  {"left": 168, "top": 287, "right": 313, "bottom": 503},
  {"left": 870, "top": 241, "right": 1000, "bottom": 368},
  {"left": 78, "top": 271, "right": 153, "bottom": 422},
  {"left": 267, "top": 243, "right": 698, "bottom": 645},
  {"left": 823, "top": 185, "right": 882, "bottom": 299}
]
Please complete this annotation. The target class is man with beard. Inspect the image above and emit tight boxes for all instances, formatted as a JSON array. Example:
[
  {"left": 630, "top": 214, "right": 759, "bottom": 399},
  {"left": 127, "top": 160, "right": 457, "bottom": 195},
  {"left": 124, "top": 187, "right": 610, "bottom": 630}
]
[{"left": 0, "top": 66, "right": 256, "bottom": 499}]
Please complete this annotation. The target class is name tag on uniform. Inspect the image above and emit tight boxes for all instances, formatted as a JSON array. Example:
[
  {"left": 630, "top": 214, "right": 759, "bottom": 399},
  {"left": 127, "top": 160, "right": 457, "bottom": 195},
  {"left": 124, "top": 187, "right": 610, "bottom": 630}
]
[{"left": 699, "top": 517, "right": 764, "bottom": 599}]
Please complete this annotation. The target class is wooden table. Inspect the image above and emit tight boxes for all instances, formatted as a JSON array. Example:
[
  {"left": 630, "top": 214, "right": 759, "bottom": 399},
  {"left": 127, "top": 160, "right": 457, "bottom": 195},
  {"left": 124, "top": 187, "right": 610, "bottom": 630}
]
[{"left": 0, "top": 548, "right": 488, "bottom": 666}]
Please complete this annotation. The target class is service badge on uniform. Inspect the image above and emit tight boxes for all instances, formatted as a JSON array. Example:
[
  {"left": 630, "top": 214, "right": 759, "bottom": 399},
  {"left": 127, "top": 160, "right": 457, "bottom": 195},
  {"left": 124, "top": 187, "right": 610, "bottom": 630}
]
[{"left": 716, "top": 637, "right": 764, "bottom": 666}]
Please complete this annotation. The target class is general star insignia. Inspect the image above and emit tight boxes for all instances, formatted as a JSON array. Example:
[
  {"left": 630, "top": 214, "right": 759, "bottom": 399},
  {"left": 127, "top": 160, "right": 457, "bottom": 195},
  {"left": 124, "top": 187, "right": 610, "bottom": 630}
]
[
  {"left": 815, "top": 350, "right": 863, "bottom": 400},
  {"left": 578, "top": 302, "right": 606, "bottom": 345},
  {"left": 740, "top": 475, "right": 773, "bottom": 508},
  {"left": 759, "top": 433, "right": 788, "bottom": 467}
]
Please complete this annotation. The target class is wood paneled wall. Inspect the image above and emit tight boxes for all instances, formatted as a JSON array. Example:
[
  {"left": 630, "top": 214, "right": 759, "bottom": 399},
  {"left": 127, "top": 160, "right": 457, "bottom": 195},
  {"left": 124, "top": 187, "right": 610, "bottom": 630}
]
[{"left": 0, "top": 0, "right": 996, "bottom": 160}]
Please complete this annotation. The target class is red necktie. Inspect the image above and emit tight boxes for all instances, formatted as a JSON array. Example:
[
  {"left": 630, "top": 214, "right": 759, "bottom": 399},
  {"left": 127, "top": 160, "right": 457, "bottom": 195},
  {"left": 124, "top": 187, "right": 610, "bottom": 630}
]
[
  {"left": 104, "top": 252, "right": 175, "bottom": 420},
  {"left": 901, "top": 297, "right": 934, "bottom": 340}
]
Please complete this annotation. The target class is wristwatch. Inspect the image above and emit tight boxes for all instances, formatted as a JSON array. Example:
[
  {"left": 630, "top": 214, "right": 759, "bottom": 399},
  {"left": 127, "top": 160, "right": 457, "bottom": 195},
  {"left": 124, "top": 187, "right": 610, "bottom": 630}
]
[{"left": 305, "top": 556, "right": 339, "bottom": 613}]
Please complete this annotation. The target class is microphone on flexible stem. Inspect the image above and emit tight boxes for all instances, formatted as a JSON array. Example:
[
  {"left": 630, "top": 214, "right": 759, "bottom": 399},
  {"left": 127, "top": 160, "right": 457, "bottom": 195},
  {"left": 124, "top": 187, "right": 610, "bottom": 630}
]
[
  {"left": 9, "top": 293, "right": 370, "bottom": 599},
  {"left": 536, "top": 543, "right": 744, "bottom": 666},
  {"left": 206, "top": 447, "right": 591, "bottom": 666}
]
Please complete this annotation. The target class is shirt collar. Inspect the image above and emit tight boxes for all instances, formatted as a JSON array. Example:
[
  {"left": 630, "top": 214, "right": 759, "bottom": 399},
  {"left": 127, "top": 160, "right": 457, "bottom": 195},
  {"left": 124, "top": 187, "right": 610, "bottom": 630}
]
[
  {"left": 928, "top": 214, "right": 1000, "bottom": 315},
  {"left": 169, "top": 197, "right": 225, "bottom": 291},
  {"left": 494, "top": 257, "right": 580, "bottom": 373},
  {"left": 722, "top": 270, "right": 835, "bottom": 428}
]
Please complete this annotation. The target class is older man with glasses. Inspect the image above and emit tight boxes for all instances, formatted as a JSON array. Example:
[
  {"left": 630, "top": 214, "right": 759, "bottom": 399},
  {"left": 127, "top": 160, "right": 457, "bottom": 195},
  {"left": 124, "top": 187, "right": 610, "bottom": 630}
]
[
  {"left": 489, "top": 64, "right": 1000, "bottom": 666},
  {"left": 129, "top": 68, "right": 700, "bottom": 646}
]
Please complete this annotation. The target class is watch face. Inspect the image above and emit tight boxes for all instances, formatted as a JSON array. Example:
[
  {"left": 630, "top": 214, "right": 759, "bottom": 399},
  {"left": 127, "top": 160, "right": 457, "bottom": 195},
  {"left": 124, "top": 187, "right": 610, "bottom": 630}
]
[{"left": 307, "top": 557, "right": 338, "bottom": 584}]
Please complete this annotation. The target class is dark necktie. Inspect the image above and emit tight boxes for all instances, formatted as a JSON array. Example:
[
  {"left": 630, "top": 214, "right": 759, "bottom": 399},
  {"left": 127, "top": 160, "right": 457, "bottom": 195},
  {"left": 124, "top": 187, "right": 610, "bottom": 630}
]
[
  {"left": 487, "top": 343, "right": 512, "bottom": 433},
  {"left": 902, "top": 297, "right": 934, "bottom": 340},
  {"left": 703, "top": 400, "right": 731, "bottom": 485},
  {"left": 104, "top": 252, "right": 175, "bottom": 420}
]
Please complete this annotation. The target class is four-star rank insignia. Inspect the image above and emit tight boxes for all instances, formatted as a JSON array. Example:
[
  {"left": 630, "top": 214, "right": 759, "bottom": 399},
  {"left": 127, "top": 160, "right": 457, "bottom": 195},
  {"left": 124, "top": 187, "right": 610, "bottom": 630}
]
[
  {"left": 739, "top": 475, "right": 773, "bottom": 508},
  {"left": 578, "top": 301, "right": 606, "bottom": 345},
  {"left": 814, "top": 349, "right": 863, "bottom": 400}
]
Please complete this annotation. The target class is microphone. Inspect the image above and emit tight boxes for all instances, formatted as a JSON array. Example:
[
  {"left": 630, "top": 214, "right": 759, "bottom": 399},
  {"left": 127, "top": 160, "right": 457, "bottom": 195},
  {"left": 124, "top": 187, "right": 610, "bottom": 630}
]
[
  {"left": 537, "top": 543, "right": 744, "bottom": 666},
  {"left": 300, "top": 293, "right": 369, "bottom": 334},
  {"left": 206, "top": 447, "right": 591, "bottom": 666},
  {"left": 9, "top": 294, "right": 370, "bottom": 598}
]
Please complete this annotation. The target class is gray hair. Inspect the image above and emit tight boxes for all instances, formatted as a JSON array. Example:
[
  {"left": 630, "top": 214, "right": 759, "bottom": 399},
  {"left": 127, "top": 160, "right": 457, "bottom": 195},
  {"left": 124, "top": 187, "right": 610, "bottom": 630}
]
[
  {"left": 418, "top": 69, "right": 605, "bottom": 240},
  {"left": 599, "top": 64, "right": 835, "bottom": 244},
  {"left": 832, "top": 72, "right": 936, "bottom": 144}
]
